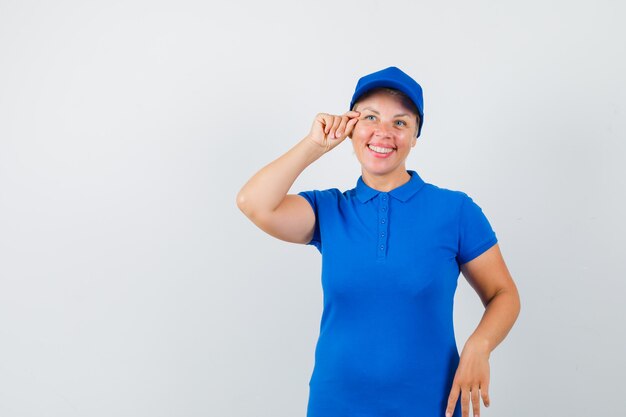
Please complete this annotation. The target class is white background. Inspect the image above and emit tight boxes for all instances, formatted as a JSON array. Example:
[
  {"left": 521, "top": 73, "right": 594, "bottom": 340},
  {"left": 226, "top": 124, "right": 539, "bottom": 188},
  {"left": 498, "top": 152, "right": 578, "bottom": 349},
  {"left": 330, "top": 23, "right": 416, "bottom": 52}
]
[{"left": 1, "top": 0, "right": 625, "bottom": 416}]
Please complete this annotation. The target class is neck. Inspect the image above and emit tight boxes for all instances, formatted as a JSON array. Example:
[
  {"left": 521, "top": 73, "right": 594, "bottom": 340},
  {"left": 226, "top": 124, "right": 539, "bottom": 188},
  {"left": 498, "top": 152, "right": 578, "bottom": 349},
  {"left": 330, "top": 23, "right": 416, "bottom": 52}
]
[{"left": 362, "top": 168, "right": 411, "bottom": 192}]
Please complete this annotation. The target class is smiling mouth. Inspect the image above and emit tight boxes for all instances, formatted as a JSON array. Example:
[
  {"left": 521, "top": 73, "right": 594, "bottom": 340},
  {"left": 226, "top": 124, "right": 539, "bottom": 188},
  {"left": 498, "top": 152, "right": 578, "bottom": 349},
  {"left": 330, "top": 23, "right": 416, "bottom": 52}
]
[{"left": 368, "top": 144, "right": 395, "bottom": 154}]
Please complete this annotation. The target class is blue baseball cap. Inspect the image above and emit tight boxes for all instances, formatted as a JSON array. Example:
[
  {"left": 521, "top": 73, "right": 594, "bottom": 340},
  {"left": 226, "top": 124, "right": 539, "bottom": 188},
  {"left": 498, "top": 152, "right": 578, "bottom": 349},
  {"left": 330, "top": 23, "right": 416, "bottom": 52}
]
[{"left": 349, "top": 66, "right": 424, "bottom": 138}]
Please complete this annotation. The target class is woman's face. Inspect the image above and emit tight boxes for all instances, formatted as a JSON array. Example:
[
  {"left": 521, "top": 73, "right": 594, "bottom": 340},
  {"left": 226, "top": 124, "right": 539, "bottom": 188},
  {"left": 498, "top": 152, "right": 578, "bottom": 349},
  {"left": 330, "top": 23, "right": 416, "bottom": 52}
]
[{"left": 350, "top": 90, "right": 418, "bottom": 178}]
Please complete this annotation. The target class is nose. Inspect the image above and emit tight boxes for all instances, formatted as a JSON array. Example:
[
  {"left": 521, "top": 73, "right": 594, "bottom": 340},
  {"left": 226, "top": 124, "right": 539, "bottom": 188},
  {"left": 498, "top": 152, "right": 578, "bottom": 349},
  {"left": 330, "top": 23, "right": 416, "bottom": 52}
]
[{"left": 373, "top": 122, "right": 393, "bottom": 138}]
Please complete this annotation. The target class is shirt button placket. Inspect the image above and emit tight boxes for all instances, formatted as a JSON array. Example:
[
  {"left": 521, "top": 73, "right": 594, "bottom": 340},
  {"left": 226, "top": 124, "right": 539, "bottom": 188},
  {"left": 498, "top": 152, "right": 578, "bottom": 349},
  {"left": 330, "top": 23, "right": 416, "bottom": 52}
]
[{"left": 378, "top": 193, "right": 388, "bottom": 260}]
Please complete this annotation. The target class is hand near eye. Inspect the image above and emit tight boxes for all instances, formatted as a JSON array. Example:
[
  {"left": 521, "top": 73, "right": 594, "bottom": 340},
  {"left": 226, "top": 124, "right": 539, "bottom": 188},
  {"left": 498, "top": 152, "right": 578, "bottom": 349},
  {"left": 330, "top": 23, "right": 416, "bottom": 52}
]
[
  {"left": 306, "top": 111, "right": 360, "bottom": 154},
  {"left": 445, "top": 338, "right": 491, "bottom": 417}
]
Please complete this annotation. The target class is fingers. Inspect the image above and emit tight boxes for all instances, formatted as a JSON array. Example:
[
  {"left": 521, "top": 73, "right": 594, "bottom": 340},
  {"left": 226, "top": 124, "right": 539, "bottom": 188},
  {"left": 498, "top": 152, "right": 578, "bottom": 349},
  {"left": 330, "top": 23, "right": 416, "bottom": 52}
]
[
  {"left": 319, "top": 113, "right": 333, "bottom": 136},
  {"left": 334, "top": 115, "right": 354, "bottom": 139},
  {"left": 328, "top": 115, "right": 343, "bottom": 139},
  {"left": 461, "top": 386, "right": 470, "bottom": 417},
  {"left": 322, "top": 111, "right": 361, "bottom": 140},
  {"left": 445, "top": 383, "right": 459, "bottom": 417},
  {"left": 481, "top": 382, "right": 490, "bottom": 408},
  {"left": 471, "top": 385, "right": 480, "bottom": 417},
  {"left": 446, "top": 384, "right": 480, "bottom": 417},
  {"left": 344, "top": 117, "right": 358, "bottom": 138},
  {"left": 448, "top": 385, "right": 484, "bottom": 417}
]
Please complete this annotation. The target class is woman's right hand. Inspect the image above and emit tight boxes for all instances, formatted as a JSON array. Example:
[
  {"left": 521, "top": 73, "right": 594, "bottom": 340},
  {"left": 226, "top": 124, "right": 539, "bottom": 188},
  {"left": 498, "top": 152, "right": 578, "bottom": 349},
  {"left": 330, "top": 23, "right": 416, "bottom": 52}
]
[{"left": 306, "top": 111, "right": 360, "bottom": 154}]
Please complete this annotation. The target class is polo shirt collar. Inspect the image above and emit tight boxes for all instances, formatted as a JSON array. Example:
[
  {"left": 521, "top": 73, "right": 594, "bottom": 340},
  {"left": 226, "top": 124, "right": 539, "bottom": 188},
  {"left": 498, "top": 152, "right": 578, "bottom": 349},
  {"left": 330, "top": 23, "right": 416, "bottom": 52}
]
[{"left": 355, "top": 170, "right": 426, "bottom": 203}]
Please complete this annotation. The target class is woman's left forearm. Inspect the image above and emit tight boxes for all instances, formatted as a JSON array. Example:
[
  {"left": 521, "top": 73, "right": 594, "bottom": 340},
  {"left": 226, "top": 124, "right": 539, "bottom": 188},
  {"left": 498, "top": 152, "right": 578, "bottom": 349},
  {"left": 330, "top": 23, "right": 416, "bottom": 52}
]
[{"left": 465, "top": 288, "right": 521, "bottom": 354}]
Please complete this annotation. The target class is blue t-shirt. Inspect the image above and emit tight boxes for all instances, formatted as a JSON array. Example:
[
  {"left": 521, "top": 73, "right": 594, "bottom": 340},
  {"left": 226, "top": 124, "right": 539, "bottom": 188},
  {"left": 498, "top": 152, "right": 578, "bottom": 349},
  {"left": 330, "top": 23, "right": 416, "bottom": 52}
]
[{"left": 297, "top": 169, "right": 497, "bottom": 417}]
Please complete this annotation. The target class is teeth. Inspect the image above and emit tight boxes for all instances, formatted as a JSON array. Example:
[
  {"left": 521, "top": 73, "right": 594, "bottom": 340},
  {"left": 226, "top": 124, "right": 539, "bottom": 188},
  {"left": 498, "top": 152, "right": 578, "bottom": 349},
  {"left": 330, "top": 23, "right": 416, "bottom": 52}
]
[{"left": 368, "top": 144, "right": 394, "bottom": 154}]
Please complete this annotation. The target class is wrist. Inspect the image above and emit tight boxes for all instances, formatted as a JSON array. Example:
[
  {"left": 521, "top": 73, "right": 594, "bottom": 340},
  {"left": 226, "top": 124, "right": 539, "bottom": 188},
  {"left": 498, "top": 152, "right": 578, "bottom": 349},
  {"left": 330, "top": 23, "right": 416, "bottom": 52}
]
[
  {"left": 301, "top": 135, "right": 328, "bottom": 159},
  {"left": 466, "top": 334, "right": 492, "bottom": 356}
]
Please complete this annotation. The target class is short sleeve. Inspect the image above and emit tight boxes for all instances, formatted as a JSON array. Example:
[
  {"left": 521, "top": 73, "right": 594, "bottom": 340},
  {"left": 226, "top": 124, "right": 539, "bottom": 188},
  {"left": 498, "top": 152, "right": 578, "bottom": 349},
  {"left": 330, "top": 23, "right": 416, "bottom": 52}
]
[
  {"left": 297, "top": 190, "right": 322, "bottom": 252},
  {"left": 456, "top": 193, "right": 498, "bottom": 266}
]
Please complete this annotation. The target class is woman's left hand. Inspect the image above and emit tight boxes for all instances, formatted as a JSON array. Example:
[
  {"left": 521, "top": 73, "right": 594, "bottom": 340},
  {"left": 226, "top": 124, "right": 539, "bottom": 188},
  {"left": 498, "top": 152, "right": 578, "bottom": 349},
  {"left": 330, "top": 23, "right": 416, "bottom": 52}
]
[{"left": 445, "top": 337, "right": 491, "bottom": 417}]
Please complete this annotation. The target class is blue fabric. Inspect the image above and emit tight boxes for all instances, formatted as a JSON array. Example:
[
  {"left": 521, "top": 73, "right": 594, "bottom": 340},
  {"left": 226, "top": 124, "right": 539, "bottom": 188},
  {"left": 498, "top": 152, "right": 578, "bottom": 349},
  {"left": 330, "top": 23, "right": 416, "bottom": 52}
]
[{"left": 297, "top": 169, "right": 497, "bottom": 417}]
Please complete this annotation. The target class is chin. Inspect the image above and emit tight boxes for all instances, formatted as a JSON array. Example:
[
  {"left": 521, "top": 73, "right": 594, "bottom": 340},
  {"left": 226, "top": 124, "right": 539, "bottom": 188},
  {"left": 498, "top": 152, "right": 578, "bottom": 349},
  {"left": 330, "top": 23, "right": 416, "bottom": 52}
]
[{"left": 361, "top": 164, "right": 402, "bottom": 176}]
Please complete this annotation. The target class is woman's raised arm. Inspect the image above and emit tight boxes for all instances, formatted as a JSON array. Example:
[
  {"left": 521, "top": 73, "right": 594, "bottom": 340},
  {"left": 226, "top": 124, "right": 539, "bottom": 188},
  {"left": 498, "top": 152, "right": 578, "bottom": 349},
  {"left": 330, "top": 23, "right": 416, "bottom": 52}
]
[{"left": 236, "top": 111, "right": 359, "bottom": 243}]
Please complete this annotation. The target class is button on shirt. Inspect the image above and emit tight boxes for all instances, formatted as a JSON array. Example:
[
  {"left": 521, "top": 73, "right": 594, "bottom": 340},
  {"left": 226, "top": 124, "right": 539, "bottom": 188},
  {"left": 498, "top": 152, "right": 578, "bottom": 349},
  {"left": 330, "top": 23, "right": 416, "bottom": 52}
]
[{"left": 297, "top": 170, "right": 498, "bottom": 417}]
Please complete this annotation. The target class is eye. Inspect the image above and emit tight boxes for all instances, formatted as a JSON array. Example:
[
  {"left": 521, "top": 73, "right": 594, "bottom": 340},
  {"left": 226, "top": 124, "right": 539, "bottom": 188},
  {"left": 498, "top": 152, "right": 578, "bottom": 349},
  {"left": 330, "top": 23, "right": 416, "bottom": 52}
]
[
  {"left": 395, "top": 120, "right": 407, "bottom": 127},
  {"left": 364, "top": 115, "right": 376, "bottom": 121}
]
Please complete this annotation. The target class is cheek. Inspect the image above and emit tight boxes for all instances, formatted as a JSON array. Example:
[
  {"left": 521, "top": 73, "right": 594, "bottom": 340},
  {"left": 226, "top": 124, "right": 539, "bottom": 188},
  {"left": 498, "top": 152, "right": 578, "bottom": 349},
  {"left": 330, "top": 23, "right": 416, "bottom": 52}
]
[{"left": 351, "top": 123, "right": 372, "bottom": 140}]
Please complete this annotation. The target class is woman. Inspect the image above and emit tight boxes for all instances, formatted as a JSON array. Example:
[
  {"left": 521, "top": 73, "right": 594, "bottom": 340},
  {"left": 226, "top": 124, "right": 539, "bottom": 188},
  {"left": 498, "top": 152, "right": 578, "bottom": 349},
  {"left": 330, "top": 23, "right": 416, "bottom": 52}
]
[{"left": 237, "top": 66, "right": 520, "bottom": 417}]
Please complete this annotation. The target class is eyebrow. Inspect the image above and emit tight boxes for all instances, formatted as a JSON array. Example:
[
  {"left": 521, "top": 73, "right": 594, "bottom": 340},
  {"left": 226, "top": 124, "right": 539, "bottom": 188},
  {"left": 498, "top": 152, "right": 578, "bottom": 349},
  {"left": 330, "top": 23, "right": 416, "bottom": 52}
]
[{"left": 360, "top": 107, "right": 410, "bottom": 118}]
